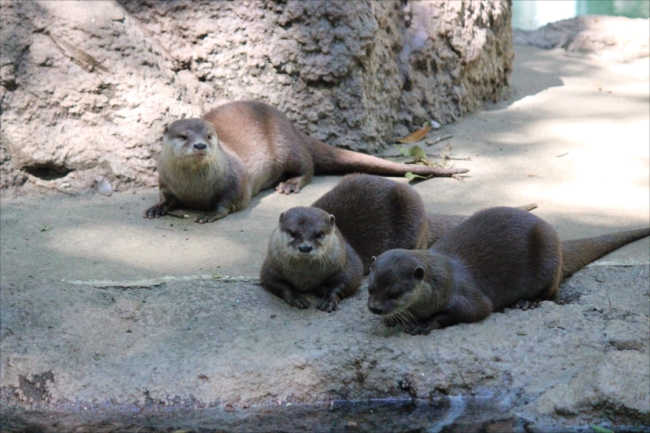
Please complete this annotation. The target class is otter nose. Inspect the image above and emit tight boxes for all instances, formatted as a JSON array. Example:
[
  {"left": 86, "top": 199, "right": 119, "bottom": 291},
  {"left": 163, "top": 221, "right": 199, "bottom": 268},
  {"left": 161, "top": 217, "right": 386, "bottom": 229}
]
[
  {"left": 368, "top": 306, "right": 383, "bottom": 315},
  {"left": 298, "top": 244, "right": 313, "bottom": 253},
  {"left": 193, "top": 143, "right": 207, "bottom": 150}
]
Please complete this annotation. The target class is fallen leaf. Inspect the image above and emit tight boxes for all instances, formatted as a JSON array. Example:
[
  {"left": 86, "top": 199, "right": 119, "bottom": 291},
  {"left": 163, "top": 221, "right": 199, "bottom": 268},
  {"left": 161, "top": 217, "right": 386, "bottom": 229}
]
[
  {"left": 395, "top": 145, "right": 428, "bottom": 162},
  {"left": 405, "top": 172, "right": 433, "bottom": 181},
  {"left": 396, "top": 125, "right": 431, "bottom": 143},
  {"left": 40, "top": 226, "right": 53, "bottom": 232}
]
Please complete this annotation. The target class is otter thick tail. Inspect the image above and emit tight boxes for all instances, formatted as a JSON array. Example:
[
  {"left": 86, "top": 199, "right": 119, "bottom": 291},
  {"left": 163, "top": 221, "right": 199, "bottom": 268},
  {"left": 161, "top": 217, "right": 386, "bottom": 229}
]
[
  {"left": 561, "top": 227, "right": 650, "bottom": 279},
  {"left": 303, "top": 134, "right": 469, "bottom": 177}
]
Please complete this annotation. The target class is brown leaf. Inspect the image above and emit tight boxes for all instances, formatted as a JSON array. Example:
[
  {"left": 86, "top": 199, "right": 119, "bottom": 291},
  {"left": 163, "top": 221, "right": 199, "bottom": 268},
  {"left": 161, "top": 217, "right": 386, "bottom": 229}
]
[{"left": 396, "top": 126, "right": 431, "bottom": 143}]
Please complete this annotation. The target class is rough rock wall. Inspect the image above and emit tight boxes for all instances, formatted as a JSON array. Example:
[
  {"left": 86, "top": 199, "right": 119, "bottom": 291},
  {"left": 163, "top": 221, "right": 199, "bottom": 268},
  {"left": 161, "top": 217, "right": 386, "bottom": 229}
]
[{"left": 0, "top": 0, "right": 513, "bottom": 192}]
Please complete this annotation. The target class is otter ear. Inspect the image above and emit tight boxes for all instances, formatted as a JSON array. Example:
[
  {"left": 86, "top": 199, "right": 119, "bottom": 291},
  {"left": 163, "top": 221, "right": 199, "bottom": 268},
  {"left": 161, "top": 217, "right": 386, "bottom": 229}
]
[
  {"left": 279, "top": 212, "right": 284, "bottom": 223},
  {"left": 414, "top": 266, "right": 425, "bottom": 280},
  {"left": 329, "top": 214, "right": 335, "bottom": 225},
  {"left": 371, "top": 256, "right": 376, "bottom": 264},
  {"left": 163, "top": 125, "right": 169, "bottom": 135}
]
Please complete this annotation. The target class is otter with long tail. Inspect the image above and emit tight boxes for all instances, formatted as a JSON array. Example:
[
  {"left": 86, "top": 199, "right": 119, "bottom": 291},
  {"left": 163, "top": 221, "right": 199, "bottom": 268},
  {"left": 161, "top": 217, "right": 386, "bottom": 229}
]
[
  {"left": 367, "top": 206, "right": 649, "bottom": 334},
  {"left": 144, "top": 100, "right": 468, "bottom": 223}
]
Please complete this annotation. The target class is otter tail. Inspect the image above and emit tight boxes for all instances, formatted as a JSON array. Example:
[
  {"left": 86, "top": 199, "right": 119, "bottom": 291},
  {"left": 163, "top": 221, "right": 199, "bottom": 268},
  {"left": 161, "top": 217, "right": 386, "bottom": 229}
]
[
  {"left": 302, "top": 134, "right": 469, "bottom": 178},
  {"left": 561, "top": 227, "right": 650, "bottom": 279}
]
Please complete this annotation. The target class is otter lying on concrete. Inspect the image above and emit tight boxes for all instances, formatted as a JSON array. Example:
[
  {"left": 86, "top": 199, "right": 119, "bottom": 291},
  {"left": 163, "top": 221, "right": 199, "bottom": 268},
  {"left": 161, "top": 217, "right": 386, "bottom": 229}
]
[
  {"left": 367, "top": 206, "right": 649, "bottom": 334},
  {"left": 145, "top": 100, "right": 468, "bottom": 223}
]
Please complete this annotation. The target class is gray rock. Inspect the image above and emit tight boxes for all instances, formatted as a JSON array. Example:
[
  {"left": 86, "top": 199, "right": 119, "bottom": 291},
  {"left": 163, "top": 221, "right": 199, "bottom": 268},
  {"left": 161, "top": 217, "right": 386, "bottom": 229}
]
[{"left": 1, "top": 266, "right": 648, "bottom": 430}]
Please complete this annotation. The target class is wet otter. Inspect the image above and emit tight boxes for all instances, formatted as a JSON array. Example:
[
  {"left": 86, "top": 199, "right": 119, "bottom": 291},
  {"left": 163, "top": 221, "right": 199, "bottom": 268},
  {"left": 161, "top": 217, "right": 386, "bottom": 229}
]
[
  {"left": 367, "top": 206, "right": 649, "bottom": 334},
  {"left": 260, "top": 207, "right": 363, "bottom": 312},
  {"left": 145, "top": 100, "right": 468, "bottom": 223}
]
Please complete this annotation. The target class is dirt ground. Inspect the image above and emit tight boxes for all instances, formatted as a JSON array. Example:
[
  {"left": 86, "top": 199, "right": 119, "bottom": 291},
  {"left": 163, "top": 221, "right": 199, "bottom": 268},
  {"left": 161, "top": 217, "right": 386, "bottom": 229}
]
[{"left": 1, "top": 45, "right": 649, "bottom": 431}]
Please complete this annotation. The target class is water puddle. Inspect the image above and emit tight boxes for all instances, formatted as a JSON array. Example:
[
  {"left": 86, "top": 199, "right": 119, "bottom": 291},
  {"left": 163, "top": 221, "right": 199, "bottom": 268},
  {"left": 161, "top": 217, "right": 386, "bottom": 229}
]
[{"left": 2, "top": 397, "right": 644, "bottom": 433}]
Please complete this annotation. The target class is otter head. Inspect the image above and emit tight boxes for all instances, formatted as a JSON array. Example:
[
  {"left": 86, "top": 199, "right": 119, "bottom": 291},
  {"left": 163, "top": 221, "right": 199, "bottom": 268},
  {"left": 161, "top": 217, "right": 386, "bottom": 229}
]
[
  {"left": 367, "top": 249, "right": 429, "bottom": 317},
  {"left": 278, "top": 207, "right": 337, "bottom": 259},
  {"left": 162, "top": 119, "right": 219, "bottom": 164}
]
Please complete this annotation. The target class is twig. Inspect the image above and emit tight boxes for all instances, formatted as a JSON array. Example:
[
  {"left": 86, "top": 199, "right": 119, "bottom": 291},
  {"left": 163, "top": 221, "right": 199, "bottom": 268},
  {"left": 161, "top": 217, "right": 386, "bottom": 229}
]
[
  {"left": 426, "top": 134, "right": 453, "bottom": 146},
  {"left": 166, "top": 212, "right": 190, "bottom": 219}
]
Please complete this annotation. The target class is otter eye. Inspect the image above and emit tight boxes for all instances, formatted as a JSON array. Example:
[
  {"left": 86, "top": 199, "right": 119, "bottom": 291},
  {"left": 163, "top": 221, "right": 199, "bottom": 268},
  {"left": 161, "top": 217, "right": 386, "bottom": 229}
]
[
  {"left": 207, "top": 133, "right": 213, "bottom": 140},
  {"left": 316, "top": 231, "right": 325, "bottom": 239},
  {"left": 287, "top": 231, "right": 296, "bottom": 238},
  {"left": 178, "top": 134, "right": 188, "bottom": 141}
]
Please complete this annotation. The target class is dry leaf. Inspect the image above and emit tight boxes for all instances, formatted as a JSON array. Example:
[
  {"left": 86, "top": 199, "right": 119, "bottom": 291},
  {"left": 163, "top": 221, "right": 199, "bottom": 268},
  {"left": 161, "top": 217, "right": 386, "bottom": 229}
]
[
  {"left": 395, "top": 145, "right": 428, "bottom": 162},
  {"left": 396, "top": 125, "right": 431, "bottom": 143},
  {"left": 405, "top": 172, "right": 433, "bottom": 182}
]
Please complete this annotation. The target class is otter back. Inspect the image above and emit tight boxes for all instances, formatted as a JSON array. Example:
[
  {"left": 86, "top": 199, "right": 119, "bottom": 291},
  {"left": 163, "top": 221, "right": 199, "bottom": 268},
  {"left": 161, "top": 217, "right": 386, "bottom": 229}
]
[{"left": 312, "top": 174, "right": 429, "bottom": 272}]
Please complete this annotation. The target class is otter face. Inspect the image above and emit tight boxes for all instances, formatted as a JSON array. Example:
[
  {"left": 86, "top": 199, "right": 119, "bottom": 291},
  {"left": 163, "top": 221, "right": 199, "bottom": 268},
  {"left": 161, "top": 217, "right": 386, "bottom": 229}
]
[
  {"left": 278, "top": 207, "right": 336, "bottom": 258},
  {"left": 367, "top": 250, "right": 426, "bottom": 317},
  {"left": 163, "top": 119, "right": 219, "bottom": 162}
]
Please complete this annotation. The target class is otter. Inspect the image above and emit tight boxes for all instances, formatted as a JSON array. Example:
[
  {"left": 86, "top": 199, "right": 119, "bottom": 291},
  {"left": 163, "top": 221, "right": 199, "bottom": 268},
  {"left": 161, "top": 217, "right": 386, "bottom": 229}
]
[
  {"left": 312, "top": 174, "right": 429, "bottom": 273},
  {"left": 312, "top": 174, "right": 538, "bottom": 273},
  {"left": 366, "top": 206, "right": 649, "bottom": 334},
  {"left": 260, "top": 206, "right": 363, "bottom": 312},
  {"left": 144, "top": 100, "right": 469, "bottom": 223}
]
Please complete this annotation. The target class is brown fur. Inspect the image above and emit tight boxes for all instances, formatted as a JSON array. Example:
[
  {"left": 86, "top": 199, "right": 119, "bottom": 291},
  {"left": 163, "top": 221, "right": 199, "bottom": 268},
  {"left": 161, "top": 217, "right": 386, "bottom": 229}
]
[
  {"left": 260, "top": 207, "right": 363, "bottom": 312},
  {"left": 312, "top": 174, "right": 429, "bottom": 273},
  {"left": 145, "top": 100, "right": 468, "bottom": 222},
  {"left": 367, "top": 207, "right": 649, "bottom": 335},
  {"left": 312, "top": 174, "right": 537, "bottom": 272}
]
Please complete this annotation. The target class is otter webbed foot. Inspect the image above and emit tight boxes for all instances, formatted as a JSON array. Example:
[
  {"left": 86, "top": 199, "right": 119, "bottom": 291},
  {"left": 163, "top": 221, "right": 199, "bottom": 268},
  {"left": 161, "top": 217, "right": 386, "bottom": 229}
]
[
  {"left": 275, "top": 176, "right": 307, "bottom": 194},
  {"left": 195, "top": 205, "right": 230, "bottom": 223},
  {"left": 514, "top": 300, "right": 541, "bottom": 311},
  {"left": 284, "top": 293, "right": 310, "bottom": 309},
  {"left": 317, "top": 294, "right": 341, "bottom": 313},
  {"left": 144, "top": 203, "right": 169, "bottom": 218},
  {"left": 405, "top": 322, "right": 440, "bottom": 335}
]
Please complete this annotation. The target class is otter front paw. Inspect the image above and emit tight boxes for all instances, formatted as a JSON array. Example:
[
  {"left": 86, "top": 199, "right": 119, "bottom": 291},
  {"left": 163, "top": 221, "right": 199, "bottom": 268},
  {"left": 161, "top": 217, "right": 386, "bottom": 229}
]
[
  {"left": 317, "top": 297, "right": 340, "bottom": 313},
  {"left": 144, "top": 204, "right": 167, "bottom": 218},
  {"left": 195, "top": 207, "right": 229, "bottom": 223},
  {"left": 405, "top": 321, "right": 440, "bottom": 335},
  {"left": 275, "top": 177, "right": 304, "bottom": 194},
  {"left": 514, "top": 300, "right": 541, "bottom": 311},
  {"left": 284, "top": 294, "right": 310, "bottom": 309}
]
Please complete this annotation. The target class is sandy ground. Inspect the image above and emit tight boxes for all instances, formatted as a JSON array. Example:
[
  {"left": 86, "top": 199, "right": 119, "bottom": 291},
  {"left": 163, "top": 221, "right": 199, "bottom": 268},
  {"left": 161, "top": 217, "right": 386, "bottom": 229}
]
[{"left": 1, "top": 45, "right": 649, "bottom": 431}]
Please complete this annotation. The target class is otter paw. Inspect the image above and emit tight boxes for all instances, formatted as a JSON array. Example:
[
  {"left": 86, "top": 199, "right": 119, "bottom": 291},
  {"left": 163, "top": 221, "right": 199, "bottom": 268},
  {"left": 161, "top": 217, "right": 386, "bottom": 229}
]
[
  {"left": 514, "top": 300, "right": 541, "bottom": 311},
  {"left": 405, "top": 322, "right": 437, "bottom": 335},
  {"left": 285, "top": 294, "right": 310, "bottom": 309},
  {"left": 317, "top": 299, "right": 339, "bottom": 313},
  {"left": 275, "top": 179, "right": 301, "bottom": 194},
  {"left": 144, "top": 205, "right": 166, "bottom": 218},
  {"left": 195, "top": 211, "right": 228, "bottom": 224}
]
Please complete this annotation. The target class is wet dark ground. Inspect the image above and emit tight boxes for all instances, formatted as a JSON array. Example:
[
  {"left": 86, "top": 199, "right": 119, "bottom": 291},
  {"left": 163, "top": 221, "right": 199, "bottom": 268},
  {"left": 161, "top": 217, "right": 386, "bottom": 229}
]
[{"left": 2, "top": 398, "right": 646, "bottom": 433}]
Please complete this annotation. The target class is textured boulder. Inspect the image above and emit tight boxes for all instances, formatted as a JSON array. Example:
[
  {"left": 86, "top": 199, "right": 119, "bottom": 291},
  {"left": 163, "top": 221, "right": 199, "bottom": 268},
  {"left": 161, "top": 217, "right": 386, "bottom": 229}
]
[{"left": 1, "top": 0, "right": 513, "bottom": 193}]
